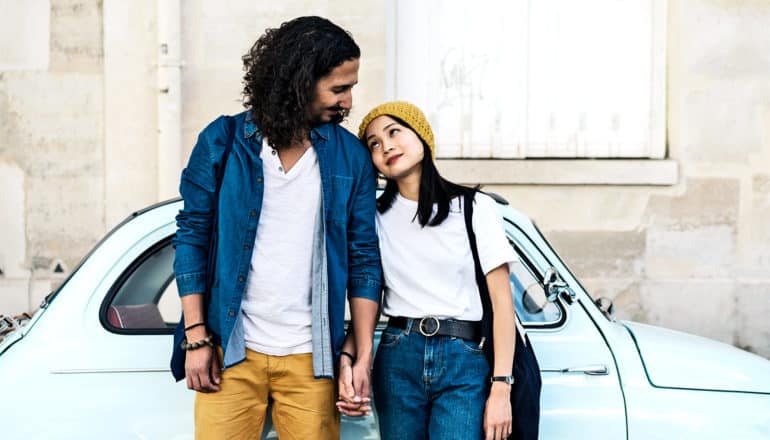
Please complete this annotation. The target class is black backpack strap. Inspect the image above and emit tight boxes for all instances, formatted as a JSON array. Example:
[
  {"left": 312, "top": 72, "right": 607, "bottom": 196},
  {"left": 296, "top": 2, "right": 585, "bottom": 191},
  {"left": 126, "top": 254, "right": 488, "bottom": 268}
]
[
  {"left": 464, "top": 190, "right": 542, "bottom": 440},
  {"left": 462, "top": 190, "right": 496, "bottom": 367}
]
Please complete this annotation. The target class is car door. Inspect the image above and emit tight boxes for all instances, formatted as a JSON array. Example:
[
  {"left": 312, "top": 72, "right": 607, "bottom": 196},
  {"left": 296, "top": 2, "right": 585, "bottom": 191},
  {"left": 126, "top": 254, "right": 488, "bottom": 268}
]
[
  {"left": 57, "top": 204, "right": 192, "bottom": 438},
  {"left": 89, "top": 203, "right": 293, "bottom": 439},
  {"left": 0, "top": 202, "right": 194, "bottom": 438},
  {"left": 505, "top": 221, "right": 627, "bottom": 439}
]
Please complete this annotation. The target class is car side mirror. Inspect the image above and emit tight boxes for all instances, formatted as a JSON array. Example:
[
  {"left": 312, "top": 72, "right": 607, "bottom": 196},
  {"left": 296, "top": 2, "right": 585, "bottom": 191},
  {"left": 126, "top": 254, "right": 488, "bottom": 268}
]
[
  {"left": 543, "top": 267, "right": 575, "bottom": 304},
  {"left": 594, "top": 297, "right": 615, "bottom": 321}
]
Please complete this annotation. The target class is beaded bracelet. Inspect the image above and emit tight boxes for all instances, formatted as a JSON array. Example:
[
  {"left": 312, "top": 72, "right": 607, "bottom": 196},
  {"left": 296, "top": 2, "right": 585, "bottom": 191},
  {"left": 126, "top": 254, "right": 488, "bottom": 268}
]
[{"left": 180, "top": 335, "right": 214, "bottom": 351}]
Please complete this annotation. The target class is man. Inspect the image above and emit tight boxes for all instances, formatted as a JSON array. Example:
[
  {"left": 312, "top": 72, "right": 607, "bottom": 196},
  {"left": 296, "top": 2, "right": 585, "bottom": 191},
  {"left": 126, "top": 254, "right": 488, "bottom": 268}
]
[{"left": 171, "top": 16, "right": 381, "bottom": 439}]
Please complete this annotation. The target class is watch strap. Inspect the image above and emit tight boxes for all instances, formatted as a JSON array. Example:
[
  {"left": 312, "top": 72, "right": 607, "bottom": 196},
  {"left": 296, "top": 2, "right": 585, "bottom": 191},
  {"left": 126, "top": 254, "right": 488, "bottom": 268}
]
[{"left": 490, "top": 375, "right": 515, "bottom": 385}]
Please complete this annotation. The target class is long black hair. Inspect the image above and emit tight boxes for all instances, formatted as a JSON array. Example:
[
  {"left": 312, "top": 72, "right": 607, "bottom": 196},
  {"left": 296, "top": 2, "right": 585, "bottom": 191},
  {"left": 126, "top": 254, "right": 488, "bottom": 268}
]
[
  {"left": 376, "top": 117, "right": 477, "bottom": 227},
  {"left": 241, "top": 16, "right": 360, "bottom": 149}
]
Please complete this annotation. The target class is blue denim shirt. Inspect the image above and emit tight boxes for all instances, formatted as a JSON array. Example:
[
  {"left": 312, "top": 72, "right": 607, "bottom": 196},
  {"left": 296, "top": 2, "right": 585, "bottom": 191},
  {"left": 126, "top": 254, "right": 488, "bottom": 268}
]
[{"left": 172, "top": 111, "right": 382, "bottom": 378}]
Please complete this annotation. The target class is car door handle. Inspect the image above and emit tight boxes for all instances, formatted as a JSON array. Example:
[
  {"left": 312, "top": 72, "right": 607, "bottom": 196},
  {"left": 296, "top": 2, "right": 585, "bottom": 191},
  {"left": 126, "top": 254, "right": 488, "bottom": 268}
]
[{"left": 540, "top": 364, "right": 609, "bottom": 375}]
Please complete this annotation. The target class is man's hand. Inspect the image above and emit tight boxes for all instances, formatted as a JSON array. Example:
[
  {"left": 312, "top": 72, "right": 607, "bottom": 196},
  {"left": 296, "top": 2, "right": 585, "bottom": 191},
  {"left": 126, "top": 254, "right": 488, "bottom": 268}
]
[
  {"left": 483, "top": 383, "right": 512, "bottom": 440},
  {"left": 184, "top": 328, "right": 221, "bottom": 393},
  {"left": 336, "top": 357, "right": 371, "bottom": 417},
  {"left": 338, "top": 297, "right": 378, "bottom": 416}
]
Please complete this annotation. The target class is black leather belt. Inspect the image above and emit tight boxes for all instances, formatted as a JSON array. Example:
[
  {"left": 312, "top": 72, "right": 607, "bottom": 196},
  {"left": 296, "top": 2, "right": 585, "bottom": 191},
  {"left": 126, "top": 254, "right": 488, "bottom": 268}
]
[{"left": 388, "top": 316, "right": 481, "bottom": 341}]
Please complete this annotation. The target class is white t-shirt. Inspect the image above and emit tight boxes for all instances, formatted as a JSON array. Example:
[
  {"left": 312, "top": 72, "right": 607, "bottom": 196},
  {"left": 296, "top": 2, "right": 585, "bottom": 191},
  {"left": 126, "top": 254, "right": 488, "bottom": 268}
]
[
  {"left": 240, "top": 139, "right": 321, "bottom": 355},
  {"left": 376, "top": 192, "right": 518, "bottom": 321}
]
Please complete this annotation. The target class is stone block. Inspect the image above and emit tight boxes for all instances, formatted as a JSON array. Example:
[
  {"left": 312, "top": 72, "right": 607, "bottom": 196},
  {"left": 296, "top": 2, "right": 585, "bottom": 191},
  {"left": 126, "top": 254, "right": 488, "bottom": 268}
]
[
  {"left": 1, "top": 71, "right": 105, "bottom": 275},
  {"left": 0, "top": 278, "right": 50, "bottom": 315},
  {"left": 0, "top": 279, "right": 30, "bottom": 315},
  {"left": 734, "top": 282, "right": 770, "bottom": 358},
  {"left": 677, "top": 88, "right": 768, "bottom": 162},
  {"left": 50, "top": 0, "right": 103, "bottom": 73},
  {"left": 640, "top": 280, "right": 736, "bottom": 345},
  {"left": 645, "top": 178, "right": 739, "bottom": 231},
  {"left": 2, "top": 72, "right": 103, "bottom": 176},
  {"left": 102, "top": 0, "right": 160, "bottom": 227},
  {"left": 0, "top": 0, "right": 50, "bottom": 70},
  {"left": 546, "top": 230, "right": 645, "bottom": 279},
  {"left": 676, "top": 1, "right": 770, "bottom": 79},
  {"left": 0, "top": 159, "right": 26, "bottom": 278},
  {"left": 742, "top": 174, "right": 770, "bottom": 277},
  {"left": 642, "top": 178, "right": 740, "bottom": 278},
  {"left": 26, "top": 173, "right": 104, "bottom": 269},
  {"left": 645, "top": 224, "right": 735, "bottom": 278},
  {"left": 180, "top": 68, "right": 243, "bottom": 159}
]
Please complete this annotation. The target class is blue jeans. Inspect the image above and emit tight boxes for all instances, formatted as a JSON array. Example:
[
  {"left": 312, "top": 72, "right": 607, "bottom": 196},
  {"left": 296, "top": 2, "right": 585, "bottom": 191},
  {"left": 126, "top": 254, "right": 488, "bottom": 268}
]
[{"left": 372, "top": 321, "right": 491, "bottom": 440}]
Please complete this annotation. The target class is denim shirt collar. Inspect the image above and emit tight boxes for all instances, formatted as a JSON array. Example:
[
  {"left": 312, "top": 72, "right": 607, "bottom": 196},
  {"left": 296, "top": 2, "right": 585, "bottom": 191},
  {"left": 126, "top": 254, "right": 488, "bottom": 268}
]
[{"left": 243, "top": 113, "right": 331, "bottom": 143}]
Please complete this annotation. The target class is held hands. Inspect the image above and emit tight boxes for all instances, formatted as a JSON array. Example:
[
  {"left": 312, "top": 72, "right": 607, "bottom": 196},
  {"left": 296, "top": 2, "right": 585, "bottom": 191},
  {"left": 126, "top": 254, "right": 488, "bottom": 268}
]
[
  {"left": 184, "top": 327, "right": 221, "bottom": 393},
  {"left": 484, "top": 383, "right": 513, "bottom": 440},
  {"left": 336, "top": 356, "right": 372, "bottom": 417}
]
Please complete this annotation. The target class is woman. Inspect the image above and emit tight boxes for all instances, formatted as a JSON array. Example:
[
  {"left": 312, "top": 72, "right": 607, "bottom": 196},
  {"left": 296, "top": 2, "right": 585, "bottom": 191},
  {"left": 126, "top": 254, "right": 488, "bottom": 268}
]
[{"left": 339, "top": 101, "right": 521, "bottom": 440}]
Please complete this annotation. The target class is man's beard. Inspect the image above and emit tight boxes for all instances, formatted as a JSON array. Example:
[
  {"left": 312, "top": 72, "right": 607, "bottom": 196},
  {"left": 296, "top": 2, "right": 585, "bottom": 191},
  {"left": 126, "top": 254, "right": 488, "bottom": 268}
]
[
  {"left": 329, "top": 108, "right": 348, "bottom": 124},
  {"left": 310, "top": 107, "right": 350, "bottom": 126}
]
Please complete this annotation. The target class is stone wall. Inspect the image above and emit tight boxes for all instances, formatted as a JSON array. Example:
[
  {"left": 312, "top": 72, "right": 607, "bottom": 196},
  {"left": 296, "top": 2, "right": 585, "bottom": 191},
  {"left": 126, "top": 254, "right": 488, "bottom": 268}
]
[{"left": 1, "top": 0, "right": 105, "bottom": 310}]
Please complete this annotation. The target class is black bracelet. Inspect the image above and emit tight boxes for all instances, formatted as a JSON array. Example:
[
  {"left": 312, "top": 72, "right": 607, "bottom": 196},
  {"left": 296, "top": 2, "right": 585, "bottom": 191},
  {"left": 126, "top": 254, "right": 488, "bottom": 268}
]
[
  {"left": 340, "top": 351, "right": 356, "bottom": 363},
  {"left": 185, "top": 322, "right": 206, "bottom": 332}
]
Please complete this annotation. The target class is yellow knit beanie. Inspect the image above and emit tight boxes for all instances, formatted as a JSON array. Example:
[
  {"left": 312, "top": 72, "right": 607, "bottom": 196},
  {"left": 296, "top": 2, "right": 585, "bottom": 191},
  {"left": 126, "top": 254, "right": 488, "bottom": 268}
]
[{"left": 358, "top": 101, "right": 435, "bottom": 158}]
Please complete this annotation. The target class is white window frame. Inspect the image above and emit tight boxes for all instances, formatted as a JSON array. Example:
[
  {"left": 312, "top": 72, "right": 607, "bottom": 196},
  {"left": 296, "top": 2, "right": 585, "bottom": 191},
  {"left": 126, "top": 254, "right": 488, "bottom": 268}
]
[{"left": 385, "top": 0, "right": 668, "bottom": 161}]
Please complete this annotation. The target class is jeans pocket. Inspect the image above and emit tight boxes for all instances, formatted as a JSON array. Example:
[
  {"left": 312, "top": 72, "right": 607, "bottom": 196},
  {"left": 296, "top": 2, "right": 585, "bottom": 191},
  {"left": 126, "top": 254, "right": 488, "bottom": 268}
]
[
  {"left": 378, "top": 328, "right": 404, "bottom": 348},
  {"left": 454, "top": 337, "right": 485, "bottom": 355}
]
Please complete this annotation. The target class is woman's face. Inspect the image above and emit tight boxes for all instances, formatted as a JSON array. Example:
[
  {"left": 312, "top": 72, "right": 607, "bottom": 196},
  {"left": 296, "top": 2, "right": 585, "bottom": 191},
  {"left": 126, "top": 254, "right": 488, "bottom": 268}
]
[{"left": 364, "top": 115, "right": 425, "bottom": 180}]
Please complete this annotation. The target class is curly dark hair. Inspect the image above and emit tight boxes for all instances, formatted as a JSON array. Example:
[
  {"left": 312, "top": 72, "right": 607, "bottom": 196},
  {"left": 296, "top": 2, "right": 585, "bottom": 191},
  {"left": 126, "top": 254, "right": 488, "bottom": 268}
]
[{"left": 241, "top": 16, "right": 360, "bottom": 149}]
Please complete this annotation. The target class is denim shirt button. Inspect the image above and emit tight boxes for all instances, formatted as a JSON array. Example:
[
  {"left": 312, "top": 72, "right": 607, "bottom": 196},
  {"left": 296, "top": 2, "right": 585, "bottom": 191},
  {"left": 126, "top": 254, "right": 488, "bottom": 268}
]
[
  {"left": 257, "top": 177, "right": 263, "bottom": 183},
  {"left": 250, "top": 210, "right": 257, "bottom": 217},
  {"left": 228, "top": 310, "right": 235, "bottom": 317},
  {"left": 243, "top": 245, "right": 250, "bottom": 250},
  {"left": 238, "top": 276, "right": 245, "bottom": 282}
]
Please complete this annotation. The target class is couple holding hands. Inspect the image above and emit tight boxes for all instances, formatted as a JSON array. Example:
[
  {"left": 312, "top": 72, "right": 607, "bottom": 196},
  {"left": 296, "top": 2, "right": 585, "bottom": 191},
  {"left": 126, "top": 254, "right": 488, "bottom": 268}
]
[{"left": 172, "top": 16, "right": 539, "bottom": 440}]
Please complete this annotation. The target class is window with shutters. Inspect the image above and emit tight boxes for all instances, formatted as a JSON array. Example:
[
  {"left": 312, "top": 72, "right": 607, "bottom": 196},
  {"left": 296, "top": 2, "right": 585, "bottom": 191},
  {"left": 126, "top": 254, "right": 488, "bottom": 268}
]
[{"left": 386, "top": 0, "right": 667, "bottom": 159}]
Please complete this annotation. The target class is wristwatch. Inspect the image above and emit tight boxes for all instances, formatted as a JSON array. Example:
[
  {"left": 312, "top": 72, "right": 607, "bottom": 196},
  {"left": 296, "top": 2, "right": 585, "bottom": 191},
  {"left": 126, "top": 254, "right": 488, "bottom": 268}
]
[{"left": 490, "top": 375, "right": 514, "bottom": 385}]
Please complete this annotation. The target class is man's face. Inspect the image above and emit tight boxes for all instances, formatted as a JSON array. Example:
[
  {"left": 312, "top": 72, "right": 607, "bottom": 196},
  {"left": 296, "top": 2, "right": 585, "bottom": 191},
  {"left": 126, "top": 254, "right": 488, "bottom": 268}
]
[{"left": 307, "top": 58, "right": 360, "bottom": 125}]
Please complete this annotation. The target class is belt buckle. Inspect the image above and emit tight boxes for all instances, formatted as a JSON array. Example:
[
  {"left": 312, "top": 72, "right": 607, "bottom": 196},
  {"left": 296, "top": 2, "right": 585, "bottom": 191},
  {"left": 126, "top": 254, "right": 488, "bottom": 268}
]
[{"left": 418, "top": 316, "right": 440, "bottom": 337}]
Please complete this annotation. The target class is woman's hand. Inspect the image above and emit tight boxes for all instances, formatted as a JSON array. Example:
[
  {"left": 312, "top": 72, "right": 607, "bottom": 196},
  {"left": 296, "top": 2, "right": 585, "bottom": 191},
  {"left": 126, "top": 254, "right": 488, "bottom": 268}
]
[
  {"left": 336, "top": 357, "right": 372, "bottom": 416},
  {"left": 483, "top": 383, "right": 512, "bottom": 440}
]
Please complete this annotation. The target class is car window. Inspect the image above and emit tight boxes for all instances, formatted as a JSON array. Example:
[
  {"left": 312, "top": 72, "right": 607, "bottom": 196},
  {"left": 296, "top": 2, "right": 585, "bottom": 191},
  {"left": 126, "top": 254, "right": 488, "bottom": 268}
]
[
  {"left": 509, "top": 253, "right": 562, "bottom": 325},
  {"left": 102, "top": 238, "right": 179, "bottom": 332},
  {"left": 505, "top": 225, "right": 565, "bottom": 327}
]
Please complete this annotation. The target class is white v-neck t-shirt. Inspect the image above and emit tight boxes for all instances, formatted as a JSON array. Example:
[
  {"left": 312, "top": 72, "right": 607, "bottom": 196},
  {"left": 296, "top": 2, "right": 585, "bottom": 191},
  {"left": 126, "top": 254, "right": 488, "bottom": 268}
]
[
  {"left": 240, "top": 139, "right": 321, "bottom": 356},
  {"left": 376, "top": 192, "right": 517, "bottom": 321}
]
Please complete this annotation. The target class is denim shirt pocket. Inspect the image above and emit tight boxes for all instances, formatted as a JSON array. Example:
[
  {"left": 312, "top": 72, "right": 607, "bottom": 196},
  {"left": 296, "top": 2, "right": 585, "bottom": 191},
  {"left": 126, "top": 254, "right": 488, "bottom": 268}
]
[{"left": 329, "top": 175, "right": 353, "bottom": 225}]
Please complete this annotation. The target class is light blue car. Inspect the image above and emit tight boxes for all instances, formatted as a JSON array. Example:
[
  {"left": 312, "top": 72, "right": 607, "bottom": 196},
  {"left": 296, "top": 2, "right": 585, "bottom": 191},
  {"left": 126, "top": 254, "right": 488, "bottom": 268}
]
[{"left": 1, "top": 196, "right": 769, "bottom": 439}]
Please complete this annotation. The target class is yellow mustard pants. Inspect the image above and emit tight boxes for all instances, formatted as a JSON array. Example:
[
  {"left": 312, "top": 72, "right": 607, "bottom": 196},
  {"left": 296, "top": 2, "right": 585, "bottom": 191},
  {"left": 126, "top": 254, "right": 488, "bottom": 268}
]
[{"left": 195, "top": 349, "right": 339, "bottom": 440}]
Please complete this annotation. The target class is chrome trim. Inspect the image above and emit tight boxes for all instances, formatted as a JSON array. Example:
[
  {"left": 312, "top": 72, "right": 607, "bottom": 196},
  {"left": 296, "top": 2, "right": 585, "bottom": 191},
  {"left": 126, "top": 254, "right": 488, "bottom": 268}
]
[
  {"left": 540, "top": 364, "right": 609, "bottom": 376},
  {"left": 51, "top": 368, "right": 170, "bottom": 374}
]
